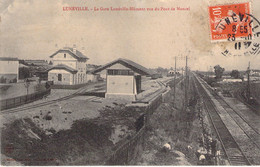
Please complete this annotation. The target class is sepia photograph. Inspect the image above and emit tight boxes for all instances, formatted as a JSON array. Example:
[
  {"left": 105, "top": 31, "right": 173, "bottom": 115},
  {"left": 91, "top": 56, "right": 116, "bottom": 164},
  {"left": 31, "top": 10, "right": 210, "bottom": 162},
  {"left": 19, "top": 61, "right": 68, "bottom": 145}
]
[{"left": 0, "top": 0, "right": 260, "bottom": 166}]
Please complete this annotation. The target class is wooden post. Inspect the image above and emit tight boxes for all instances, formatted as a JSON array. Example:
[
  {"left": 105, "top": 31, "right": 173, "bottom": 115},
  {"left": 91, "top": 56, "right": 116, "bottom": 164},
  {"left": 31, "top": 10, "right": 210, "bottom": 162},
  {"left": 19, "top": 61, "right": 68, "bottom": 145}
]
[
  {"left": 173, "top": 56, "right": 177, "bottom": 106},
  {"left": 247, "top": 61, "right": 251, "bottom": 100},
  {"left": 185, "top": 56, "right": 188, "bottom": 109}
]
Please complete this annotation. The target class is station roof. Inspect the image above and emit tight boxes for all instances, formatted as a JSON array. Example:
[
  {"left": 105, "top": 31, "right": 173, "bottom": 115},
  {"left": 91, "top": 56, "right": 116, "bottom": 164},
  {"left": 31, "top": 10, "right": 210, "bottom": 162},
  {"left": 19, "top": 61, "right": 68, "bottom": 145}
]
[
  {"left": 19, "top": 64, "right": 29, "bottom": 68},
  {"left": 0, "top": 57, "right": 18, "bottom": 61},
  {"left": 23, "top": 60, "right": 49, "bottom": 66},
  {"left": 50, "top": 47, "right": 89, "bottom": 61},
  {"left": 47, "top": 64, "right": 78, "bottom": 74},
  {"left": 92, "top": 58, "right": 153, "bottom": 76}
]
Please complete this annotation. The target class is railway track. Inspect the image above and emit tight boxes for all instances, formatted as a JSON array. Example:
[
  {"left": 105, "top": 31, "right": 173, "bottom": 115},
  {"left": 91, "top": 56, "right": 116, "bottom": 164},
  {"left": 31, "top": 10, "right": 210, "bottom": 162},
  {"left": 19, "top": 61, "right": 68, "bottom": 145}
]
[
  {"left": 234, "top": 88, "right": 260, "bottom": 114},
  {"left": 0, "top": 83, "right": 105, "bottom": 115},
  {"left": 198, "top": 77, "right": 260, "bottom": 164},
  {"left": 1, "top": 77, "right": 174, "bottom": 114},
  {"left": 135, "top": 77, "right": 181, "bottom": 103},
  {"left": 200, "top": 78, "right": 260, "bottom": 136},
  {"left": 193, "top": 73, "right": 252, "bottom": 165}
]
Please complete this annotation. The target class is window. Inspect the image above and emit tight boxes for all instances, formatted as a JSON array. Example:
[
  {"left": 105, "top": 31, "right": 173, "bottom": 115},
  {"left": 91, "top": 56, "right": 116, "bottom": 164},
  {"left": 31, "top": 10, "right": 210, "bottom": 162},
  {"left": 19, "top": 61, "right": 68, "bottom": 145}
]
[
  {"left": 107, "top": 69, "right": 134, "bottom": 75},
  {"left": 58, "top": 74, "right": 62, "bottom": 81},
  {"left": 64, "top": 54, "right": 66, "bottom": 58}
]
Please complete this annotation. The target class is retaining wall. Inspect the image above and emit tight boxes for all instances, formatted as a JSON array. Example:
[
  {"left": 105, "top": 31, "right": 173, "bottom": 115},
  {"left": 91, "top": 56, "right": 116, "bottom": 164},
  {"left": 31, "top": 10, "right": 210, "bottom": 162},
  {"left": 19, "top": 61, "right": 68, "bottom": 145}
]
[{"left": 105, "top": 91, "right": 164, "bottom": 165}]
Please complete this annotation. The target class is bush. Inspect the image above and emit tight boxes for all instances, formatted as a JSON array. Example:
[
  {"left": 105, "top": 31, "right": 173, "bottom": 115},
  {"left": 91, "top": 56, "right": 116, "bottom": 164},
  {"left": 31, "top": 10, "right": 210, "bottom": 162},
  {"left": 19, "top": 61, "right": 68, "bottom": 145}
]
[
  {"left": 9, "top": 78, "right": 17, "bottom": 83},
  {"left": 0, "top": 76, "right": 7, "bottom": 83},
  {"left": 1, "top": 118, "right": 114, "bottom": 165},
  {"left": 203, "top": 77, "right": 217, "bottom": 87}
]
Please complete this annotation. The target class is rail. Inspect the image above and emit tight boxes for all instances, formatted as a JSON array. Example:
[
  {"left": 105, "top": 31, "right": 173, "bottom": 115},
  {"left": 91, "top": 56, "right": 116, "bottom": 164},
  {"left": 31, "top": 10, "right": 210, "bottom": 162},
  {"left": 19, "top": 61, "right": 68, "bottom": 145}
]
[
  {"left": 193, "top": 73, "right": 251, "bottom": 165},
  {"left": 0, "top": 83, "right": 96, "bottom": 114}
]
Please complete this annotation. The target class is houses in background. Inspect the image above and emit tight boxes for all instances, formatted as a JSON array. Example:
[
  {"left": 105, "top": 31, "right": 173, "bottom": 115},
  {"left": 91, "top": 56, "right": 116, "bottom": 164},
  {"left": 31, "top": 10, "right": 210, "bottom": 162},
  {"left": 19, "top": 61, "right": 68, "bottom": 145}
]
[
  {"left": 250, "top": 69, "right": 260, "bottom": 77},
  {"left": 167, "top": 69, "right": 181, "bottom": 77},
  {"left": 1, "top": 46, "right": 102, "bottom": 85},
  {"left": 93, "top": 58, "right": 152, "bottom": 101},
  {"left": 47, "top": 46, "right": 89, "bottom": 85},
  {"left": 86, "top": 64, "right": 101, "bottom": 82},
  {"left": 19, "top": 60, "right": 51, "bottom": 81},
  {"left": 0, "top": 57, "right": 19, "bottom": 83}
]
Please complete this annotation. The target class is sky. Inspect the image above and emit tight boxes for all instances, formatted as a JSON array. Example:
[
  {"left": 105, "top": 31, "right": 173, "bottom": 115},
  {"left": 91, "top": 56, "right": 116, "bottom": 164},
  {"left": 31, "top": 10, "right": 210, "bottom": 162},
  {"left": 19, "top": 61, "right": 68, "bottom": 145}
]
[{"left": 0, "top": 0, "right": 260, "bottom": 71}]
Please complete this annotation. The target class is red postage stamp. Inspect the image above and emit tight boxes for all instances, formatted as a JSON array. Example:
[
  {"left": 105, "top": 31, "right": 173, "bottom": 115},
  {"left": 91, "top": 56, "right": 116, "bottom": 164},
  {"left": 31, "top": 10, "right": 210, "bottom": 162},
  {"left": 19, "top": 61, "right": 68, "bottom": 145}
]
[{"left": 209, "top": 2, "right": 252, "bottom": 42}]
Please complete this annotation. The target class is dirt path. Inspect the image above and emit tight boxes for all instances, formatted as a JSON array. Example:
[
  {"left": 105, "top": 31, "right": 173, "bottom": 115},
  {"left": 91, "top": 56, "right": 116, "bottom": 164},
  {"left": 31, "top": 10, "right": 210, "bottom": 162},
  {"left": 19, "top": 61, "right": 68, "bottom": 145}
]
[{"left": 136, "top": 78, "right": 201, "bottom": 165}]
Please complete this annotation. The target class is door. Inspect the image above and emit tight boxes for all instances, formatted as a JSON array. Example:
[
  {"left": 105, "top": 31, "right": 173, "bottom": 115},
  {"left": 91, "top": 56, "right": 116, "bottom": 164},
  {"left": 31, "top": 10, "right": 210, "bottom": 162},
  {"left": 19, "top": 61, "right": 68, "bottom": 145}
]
[
  {"left": 58, "top": 74, "right": 62, "bottom": 81},
  {"left": 135, "top": 75, "right": 141, "bottom": 94}
]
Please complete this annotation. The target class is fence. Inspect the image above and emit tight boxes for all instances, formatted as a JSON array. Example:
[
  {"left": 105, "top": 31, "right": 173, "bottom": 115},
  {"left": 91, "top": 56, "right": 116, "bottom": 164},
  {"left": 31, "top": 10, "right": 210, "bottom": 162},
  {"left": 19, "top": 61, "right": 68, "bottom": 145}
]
[
  {"left": 51, "top": 81, "right": 103, "bottom": 90},
  {"left": 162, "top": 89, "right": 172, "bottom": 103},
  {"left": 105, "top": 93, "right": 163, "bottom": 165},
  {"left": 0, "top": 89, "right": 51, "bottom": 111},
  {"left": 51, "top": 83, "right": 89, "bottom": 89}
]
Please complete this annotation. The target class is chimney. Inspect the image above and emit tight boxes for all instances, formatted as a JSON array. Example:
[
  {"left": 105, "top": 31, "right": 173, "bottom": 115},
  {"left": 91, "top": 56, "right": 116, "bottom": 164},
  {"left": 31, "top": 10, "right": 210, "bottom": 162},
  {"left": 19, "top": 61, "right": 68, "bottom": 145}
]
[
  {"left": 73, "top": 44, "right": 77, "bottom": 53},
  {"left": 81, "top": 47, "right": 85, "bottom": 55}
]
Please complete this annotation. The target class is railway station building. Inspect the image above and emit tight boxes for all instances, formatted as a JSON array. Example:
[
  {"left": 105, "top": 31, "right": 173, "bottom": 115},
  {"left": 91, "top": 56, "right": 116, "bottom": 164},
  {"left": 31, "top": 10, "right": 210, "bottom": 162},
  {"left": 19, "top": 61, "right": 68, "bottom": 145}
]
[
  {"left": 92, "top": 58, "right": 152, "bottom": 101},
  {"left": 47, "top": 46, "right": 89, "bottom": 85}
]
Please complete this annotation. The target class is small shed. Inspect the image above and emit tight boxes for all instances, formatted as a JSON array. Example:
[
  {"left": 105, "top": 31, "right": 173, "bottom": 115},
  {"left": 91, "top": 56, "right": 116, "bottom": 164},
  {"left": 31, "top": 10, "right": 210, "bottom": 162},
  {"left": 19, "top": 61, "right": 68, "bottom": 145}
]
[
  {"left": 0, "top": 57, "right": 19, "bottom": 83},
  {"left": 92, "top": 58, "right": 152, "bottom": 101}
]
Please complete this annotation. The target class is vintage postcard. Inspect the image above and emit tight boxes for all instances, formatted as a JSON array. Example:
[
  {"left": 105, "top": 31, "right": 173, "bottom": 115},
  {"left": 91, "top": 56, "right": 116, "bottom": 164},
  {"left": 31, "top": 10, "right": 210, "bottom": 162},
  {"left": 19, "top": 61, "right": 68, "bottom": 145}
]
[{"left": 0, "top": 0, "right": 260, "bottom": 166}]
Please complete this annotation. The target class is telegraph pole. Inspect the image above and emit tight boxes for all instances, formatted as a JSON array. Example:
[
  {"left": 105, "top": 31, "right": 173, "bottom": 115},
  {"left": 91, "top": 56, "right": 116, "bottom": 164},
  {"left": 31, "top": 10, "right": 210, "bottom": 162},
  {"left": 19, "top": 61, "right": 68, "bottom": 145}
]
[
  {"left": 207, "top": 66, "right": 209, "bottom": 78},
  {"left": 185, "top": 55, "right": 188, "bottom": 109},
  {"left": 173, "top": 56, "right": 177, "bottom": 106},
  {"left": 247, "top": 61, "right": 251, "bottom": 100}
]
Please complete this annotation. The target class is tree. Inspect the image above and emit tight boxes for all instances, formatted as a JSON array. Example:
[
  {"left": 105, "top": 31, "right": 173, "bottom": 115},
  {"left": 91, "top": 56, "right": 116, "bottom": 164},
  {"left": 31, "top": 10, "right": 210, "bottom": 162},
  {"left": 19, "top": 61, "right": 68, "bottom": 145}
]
[
  {"left": 214, "top": 65, "right": 225, "bottom": 79},
  {"left": 230, "top": 70, "right": 240, "bottom": 79},
  {"left": 19, "top": 67, "right": 30, "bottom": 79},
  {"left": 156, "top": 67, "right": 167, "bottom": 73}
]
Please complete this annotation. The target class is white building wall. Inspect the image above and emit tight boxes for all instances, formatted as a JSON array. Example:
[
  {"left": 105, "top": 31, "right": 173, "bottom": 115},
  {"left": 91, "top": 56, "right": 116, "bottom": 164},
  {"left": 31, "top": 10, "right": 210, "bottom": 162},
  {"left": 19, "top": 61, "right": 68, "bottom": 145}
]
[
  {"left": 76, "top": 61, "right": 87, "bottom": 84},
  {"left": 52, "top": 52, "right": 76, "bottom": 61},
  {"left": 48, "top": 69, "right": 73, "bottom": 85},
  {"left": 106, "top": 75, "right": 136, "bottom": 101},
  {"left": 0, "top": 60, "right": 19, "bottom": 75},
  {"left": 107, "top": 63, "right": 130, "bottom": 70},
  {"left": 52, "top": 52, "right": 77, "bottom": 69},
  {"left": 48, "top": 69, "right": 71, "bottom": 74},
  {"left": 107, "top": 75, "right": 135, "bottom": 94}
]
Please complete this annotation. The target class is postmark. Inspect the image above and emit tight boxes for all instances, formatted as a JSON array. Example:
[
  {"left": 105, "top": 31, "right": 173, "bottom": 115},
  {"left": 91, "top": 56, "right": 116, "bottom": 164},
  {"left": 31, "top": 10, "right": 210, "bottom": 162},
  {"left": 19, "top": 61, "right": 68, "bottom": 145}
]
[
  {"left": 208, "top": 2, "right": 260, "bottom": 57},
  {"left": 209, "top": 2, "right": 252, "bottom": 42},
  {"left": 220, "top": 13, "right": 260, "bottom": 57}
]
